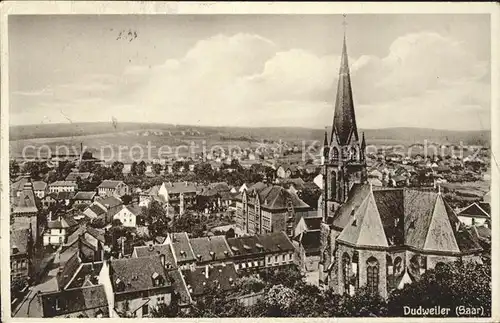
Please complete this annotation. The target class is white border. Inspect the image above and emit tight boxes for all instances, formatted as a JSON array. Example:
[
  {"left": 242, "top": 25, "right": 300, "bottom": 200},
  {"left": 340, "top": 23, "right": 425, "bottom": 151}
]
[{"left": 1, "top": 2, "right": 498, "bottom": 323}]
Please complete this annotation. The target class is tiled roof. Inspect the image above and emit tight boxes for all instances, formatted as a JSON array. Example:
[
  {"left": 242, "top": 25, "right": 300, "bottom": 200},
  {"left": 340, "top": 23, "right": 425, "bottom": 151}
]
[
  {"left": 303, "top": 217, "right": 322, "bottom": 231},
  {"left": 10, "top": 229, "right": 30, "bottom": 255},
  {"left": 189, "top": 236, "right": 233, "bottom": 263},
  {"left": 40, "top": 285, "right": 108, "bottom": 318},
  {"left": 33, "top": 181, "right": 48, "bottom": 191},
  {"left": 73, "top": 191, "right": 97, "bottom": 200},
  {"left": 50, "top": 181, "right": 78, "bottom": 187},
  {"left": 57, "top": 252, "right": 82, "bottom": 290},
  {"left": 87, "top": 204, "right": 106, "bottom": 217},
  {"left": 300, "top": 231, "right": 321, "bottom": 254},
  {"left": 13, "top": 186, "right": 39, "bottom": 214},
  {"left": 170, "top": 232, "right": 196, "bottom": 263},
  {"left": 110, "top": 256, "right": 171, "bottom": 294},
  {"left": 257, "top": 231, "right": 295, "bottom": 253},
  {"left": 97, "top": 180, "right": 124, "bottom": 189},
  {"left": 65, "top": 172, "right": 91, "bottom": 181},
  {"left": 95, "top": 196, "right": 123, "bottom": 209},
  {"left": 226, "top": 235, "right": 263, "bottom": 257},
  {"left": 183, "top": 263, "right": 237, "bottom": 296},
  {"left": 163, "top": 181, "right": 199, "bottom": 194},
  {"left": 133, "top": 244, "right": 176, "bottom": 268},
  {"left": 458, "top": 202, "right": 490, "bottom": 219},
  {"left": 47, "top": 216, "right": 78, "bottom": 229},
  {"left": 167, "top": 268, "right": 192, "bottom": 305},
  {"left": 247, "top": 184, "right": 311, "bottom": 210},
  {"left": 66, "top": 262, "right": 104, "bottom": 289},
  {"left": 54, "top": 191, "right": 76, "bottom": 200}
]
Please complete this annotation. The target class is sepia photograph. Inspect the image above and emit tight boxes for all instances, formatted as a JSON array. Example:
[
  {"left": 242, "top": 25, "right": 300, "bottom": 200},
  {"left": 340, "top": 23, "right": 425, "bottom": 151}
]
[{"left": 1, "top": 2, "right": 497, "bottom": 320}]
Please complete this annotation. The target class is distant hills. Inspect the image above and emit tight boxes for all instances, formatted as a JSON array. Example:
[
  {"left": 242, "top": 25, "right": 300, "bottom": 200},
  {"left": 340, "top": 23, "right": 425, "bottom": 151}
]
[{"left": 9, "top": 122, "right": 491, "bottom": 146}]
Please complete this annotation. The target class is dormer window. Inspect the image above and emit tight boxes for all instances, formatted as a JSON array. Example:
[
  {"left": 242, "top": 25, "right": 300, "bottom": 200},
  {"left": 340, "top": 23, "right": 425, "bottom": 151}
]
[
  {"left": 209, "top": 251, "right": 216, "bottom": 260},
  {"left": 151, "top": 272, "right": 160, "bottom": 287},
  {"left": 197, "top": 254, "right": 202, "bottom": 261}
]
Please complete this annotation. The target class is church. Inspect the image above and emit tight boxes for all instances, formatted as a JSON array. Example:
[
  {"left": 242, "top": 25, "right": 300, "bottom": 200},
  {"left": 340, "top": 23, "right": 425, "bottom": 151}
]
[{"left": 317, "top": 24, "right": 484, "bottom": 298}]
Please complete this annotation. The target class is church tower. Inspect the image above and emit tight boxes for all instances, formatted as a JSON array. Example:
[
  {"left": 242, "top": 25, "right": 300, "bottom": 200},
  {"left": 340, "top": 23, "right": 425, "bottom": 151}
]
[{"left": 323, "top": 18, "right": 367, "bottom": 220}]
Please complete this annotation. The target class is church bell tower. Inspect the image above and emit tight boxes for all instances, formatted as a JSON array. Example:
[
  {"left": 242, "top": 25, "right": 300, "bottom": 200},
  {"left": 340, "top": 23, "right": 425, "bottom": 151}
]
[{"left": 323, "top": 16, "right": 367, "bottom": 220}]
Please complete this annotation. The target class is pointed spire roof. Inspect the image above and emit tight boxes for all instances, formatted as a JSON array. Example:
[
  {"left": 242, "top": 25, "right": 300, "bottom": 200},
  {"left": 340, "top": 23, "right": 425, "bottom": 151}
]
[
  {"left": 331, "top": 19, "right": 359, "bottom": 146},
  {"left": 361, "top": 132, "right": 366, "bottom": 149},
  {"left": 323, "top": 128, "right": 329, "bottom": 147}
]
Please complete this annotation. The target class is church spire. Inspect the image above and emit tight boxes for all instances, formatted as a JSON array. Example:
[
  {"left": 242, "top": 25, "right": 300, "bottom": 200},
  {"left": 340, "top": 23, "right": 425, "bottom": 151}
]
[
  {"left": 331, "top": 14, "right": 359, "bottom": 146},
  {"left": 323, "top": 127, "right": 329, "bottom": 147}
]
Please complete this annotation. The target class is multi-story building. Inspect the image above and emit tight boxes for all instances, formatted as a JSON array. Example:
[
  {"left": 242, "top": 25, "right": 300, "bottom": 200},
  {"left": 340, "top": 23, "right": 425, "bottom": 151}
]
[
  {"left": 235, "top": 183, "right": 315, "bottom": 237},
  {"left": 72, "top": 191, "right": 97, "bottom": 206},
  {"left": 11, "top": 182, "right": 40, "bottom": 242},
  {"left": 43, "top": 214, "right": 78, "bottom": 246},
  {"left": 33, "top": 181, "right": 48, "bottom": 198},
  {"left": 111, "top": 204, "right": 141, "bottom": 228},
  {"left": 48, "top": 181, "right": 78, "bottom": 193},
  {"left": 97, "top": 180, "right": 129, "bottom": 198},
  {"left": 158, "top": 181, "right": 199, "bottom": 215},
  {"left": 10, "top": 228, "right": 33, "bottom": 281},
  {"left": 189, "top": 236, "right": 234, "bottom": 266}
]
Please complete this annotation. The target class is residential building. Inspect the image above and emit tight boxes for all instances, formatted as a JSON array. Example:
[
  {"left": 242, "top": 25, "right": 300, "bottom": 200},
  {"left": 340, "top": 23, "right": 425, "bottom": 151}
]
[
  {"left": 169, "top": 232, "right": 196, "bottom": 270},
  {"left": 84, "top": 196, "right": 123, "bottom": 222},
  {"left": 183, "top": 263, "right": 238, "bottom": 298},
  {"left": 33, "top": 181, "right": 48, "bottom": 198},
  {"left": 226, "top": 235, "right": 266, "bottom": 271},
  {"left": 43, "top": 215, "right": 78, "bottom": 246},
  {"left": 235, "top": 183, "right": 315, "bottom": 237},
  {"left": 49, "top": 181, "right": 78, "bottom": 193},
  {"left": 97, "top": 180, "right": 129, "bottom": 198},
  {"left": 61, "top": 226, "right": 106, "bottom": 264},
  {"left": 111, "top": 204, "right": 141, "bottom": 227},
  {"left": 72, "top": 191, "right": 97, "bottom": 206},
  {"left": 158, "top": 181, "right": 199, "bottom": 215},
  {"left": 11, "top": 182, "right": 40, "bottom": 242},
  {"left": 65, "top": 172, "right": 92, "bottom": 183},
  {"left": 105, "top": 256, "right": 174, "bottom": 318},
  {"left": 10, "top": 228, "right": 33, "bottom": 281},
  {"left": 457, "top": 202, "right": 491, "bottom": 228},
  {"left": 189, "top": 236, "right": 234, "bottom": 266}
]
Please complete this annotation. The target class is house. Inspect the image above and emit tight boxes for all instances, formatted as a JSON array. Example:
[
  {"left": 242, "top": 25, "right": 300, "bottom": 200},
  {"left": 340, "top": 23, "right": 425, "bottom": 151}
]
[
  {"left": 276, "top": 164, "right": 300, "bottom": 179},
  {"left": 33, "top": 181, "right": 48, "bottom": 198},
  {"left": 183, "top": 263, "right": 238, "bottom": 298},
  {"left": 319, "top": 184, "right": 483, "bottom": 298},
  {"left": 35, "top": 285, "right": 109, "bottom": 318},
  {"left": 235, "top": 183, "right": 315, "bottom": 237},
  {"left": 258, "top": 231, "right": 296, "bottom": 268},
  {"left": 169, "top": 232, "right": 196, "bottom": 270},
  {"left": 139, "top": 186, "right": 160, "bottom": 208},
  {"left": 84, "top": 196, "right": 123, "bottom": 221},
  {"left": 97, "top": 180, "right": 129, "bottom": 198},
  {"left": 43, "top": 214, "right": 78, "bottom": 246},
  {"left": 457, "top": 202, "right": 491, "bottom": 228},
  {"left": 53, "top": 191, "right": 76, "bottom": 207},
  {"left": 226, "top": 235, "right": 266, "bottom": 271},
  {"left": 158, "top": 181, "right": 199, "bottom": 215},
  {"left": 105, "top": 256, "right": 175, "bottom": 318},
  {"left": 61, "top": 226, "right": 106, "bottom": 264},
  {"left": 11, "top": 182, "right": 40, "bottom": 242},
  {"left": 10, "top": 229, "right": 33, "bottom": 281},
  {"left": 49, "top": 181, "right": 78, "bottom": 193},
  {"left": 56, "top": 251, "right": 103, "bottom": 291},
  {"left": 65, "top": 172, "right": 92, "bottom": 183},
  {"left": 10, "top": 176, "right": 31, "bottom": 199},
  {"left": 72, "top": 191, "right": 97, "bottom": 206},
  {"left": 41, "top": 194, "right": 58, "bottom": 209},
  {"left": 111, "top": 204, "right": 141, "bottom": 228},
  {"left": 189, "top": 236, "right": 234, "bottom": 266}
]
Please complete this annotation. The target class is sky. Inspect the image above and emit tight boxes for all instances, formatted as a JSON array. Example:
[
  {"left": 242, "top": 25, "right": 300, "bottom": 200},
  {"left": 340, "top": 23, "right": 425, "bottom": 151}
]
[{"left": 9, "top": 14, "right": 491, "bottom": 130}]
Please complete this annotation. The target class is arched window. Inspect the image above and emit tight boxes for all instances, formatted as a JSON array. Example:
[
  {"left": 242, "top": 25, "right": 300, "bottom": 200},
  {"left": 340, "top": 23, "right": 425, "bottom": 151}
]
[
  {"left": 366, "top": 256, "right": 380, "bottom": 295},
  {"left": 409, "top": 255, "right": 420, "bottom": 279},
  {"left": 330, "top": 171, "right": 337, "bottom": 200},
  {"left": 394, "top": 256, "right": 403, "bottom": 276},
  {"left": 351, "top": 146, "right": 359, "bottom": 161},
  {"left": 342, "top": 253, "right": 351, "bottom": 294},
  {"left": 386, "top": 255, "right": 393, "bottom": 276},
  {"left": 331, "top": 147, "right": 339, "bottom": 161}
]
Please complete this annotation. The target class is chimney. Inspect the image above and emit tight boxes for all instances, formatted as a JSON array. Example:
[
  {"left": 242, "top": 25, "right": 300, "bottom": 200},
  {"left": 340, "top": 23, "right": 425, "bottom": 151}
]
[
  {"left": 160, "top": 254, "right": 165, "bottom": 267},
  {"left": 205, "top": 265, "right": 209, "bottom": 279}
]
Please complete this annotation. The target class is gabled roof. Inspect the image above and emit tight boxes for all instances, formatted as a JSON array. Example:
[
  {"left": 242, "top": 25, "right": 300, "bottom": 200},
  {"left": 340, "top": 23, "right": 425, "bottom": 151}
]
[
  {"left": 97, "top": 180, "right": 124, "bottom": 189},
  {"left": 255, "top": 185, "right": 310, "bottom": 210},
  {"left": 110, "top": 256, "right": 171, "bottom": 294},
  {"left": 65, "top": 172, "right": 91, "bottom": 182},
  {"left": 333, "top": 184, "right": 482, "bottom": 254},
  {"left": 133, "top": 244, "right": 176, "bottom": 268},
  {"left": 167, "top": 268, "right": 192, "bottom": 305},
  {"left": 257, "top": 231, "right": 295, "bottom": 253},
  {"left": 189, "top": 236, "right": 233, "bottom": 262},
  {"left": 300, "top": 231, "right": 321, "bottom": 254},
  {"left": 33, "top": 181, "right": 48, "bottom": 191},
  {"left": 10, "top": 229, "right": 30, "bottom": 255},
  {"left": 170, "top": 232, "right": 196, "bottom": 263},
  {"left": 66, "top": 262, "right": 104, "bottom": 289},
  {"left": 94, "top": 196, "right": 123, "bottom": 209},
  {"left": 162, "top": 181, "right": 198, "bottom": 194},
  {"left": 13, "top": 184, "right": 39, "bottom": 214},
  {"left": 73, "top": 191, "right": 97, "bottom": 201},
  {"left": 40, "top": 285, "right": 108, "bottom": 318},
  {"left": 57, "top": 252, "right": 82, "bottom": 290},
  {"left": 226, "top": 235, "right": 263, "bottom": 256},
  {"left": 47, "top": 215, "right": 78, "bottom": 229},
  {"left": 458, "top": 202, "right": 490, "bottom": 219},
  {"left": 183, "top": 263, "right": 237, "bottom": 296},
  {"left": 49, "top": 181, "right": 78, "bottom": 187}
]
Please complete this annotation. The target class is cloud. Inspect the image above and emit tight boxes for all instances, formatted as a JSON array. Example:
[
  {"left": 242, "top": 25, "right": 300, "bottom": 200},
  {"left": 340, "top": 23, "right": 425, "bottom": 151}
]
[{"left": 11, "top": 31, "right": 490, "bottom": 130}]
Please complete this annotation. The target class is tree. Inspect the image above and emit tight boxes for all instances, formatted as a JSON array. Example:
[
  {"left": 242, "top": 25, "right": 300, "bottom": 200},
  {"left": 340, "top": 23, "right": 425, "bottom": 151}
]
[
  {"left": 387, "top": 260, "right": 491, "bottom": 317},
  {"left": 141, "top": 200, "right": 168, "bottom": 236},
  {"left": 137, "top": 161, "right": 147, "bottom": 176},
  {"left": 130, "top": 161, "right": 138, "bottom": 176},
  {"left": 225, "top": 228, "right": 236, "bottom": 239},
  {"left": 121, "top": 194, "right": 133, "bottom": 205},
  {"left": 111, "top": 161, "right": 124, "bottom": 179},
  {"left": 153, "top": 163, "right": 163, "bottom": 175},
  {"left": 10, "top": 160, "right": 20, "bottom": 178}
]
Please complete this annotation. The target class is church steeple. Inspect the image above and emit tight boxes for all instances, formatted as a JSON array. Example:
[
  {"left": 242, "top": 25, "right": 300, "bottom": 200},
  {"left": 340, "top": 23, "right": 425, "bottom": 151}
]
[{"left": 331, "top": 15, "right": 359, "bottom": 146}]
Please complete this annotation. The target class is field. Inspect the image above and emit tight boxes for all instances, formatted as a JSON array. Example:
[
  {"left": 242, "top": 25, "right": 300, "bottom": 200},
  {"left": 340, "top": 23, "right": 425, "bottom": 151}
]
[{"left": 9, "top": 122, "right": 491, "bottom": 163}]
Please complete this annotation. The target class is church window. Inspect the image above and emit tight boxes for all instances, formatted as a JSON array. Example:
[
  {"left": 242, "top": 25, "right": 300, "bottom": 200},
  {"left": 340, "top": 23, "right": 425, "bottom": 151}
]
[
  {"left": 331, "top": 147, "right": 339, "bottom": 160},
  {"left": 342, "top": 253, "right": 351, "bottom": 294},
  {"left": 366, "top": 257, "right": 380, "bottom": 295}
]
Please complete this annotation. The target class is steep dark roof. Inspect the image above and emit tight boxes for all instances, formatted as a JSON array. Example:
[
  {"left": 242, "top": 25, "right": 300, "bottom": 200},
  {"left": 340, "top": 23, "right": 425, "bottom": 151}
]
[
  {"left": 458, "top": 202, "right": 490, "bottom": 219},
  {"left": 300, "top": 231, "right": 321, "bottom": 254},
  {"left": 110, "top": 256, "right": 171, "bottom": 294},
  {"left": 73, "top": 191, "right": 96, "bottom": 201},
  {"left": 97, "top": 180, "right": 124, "bottom": 189},
  {"left": 47, "top": 215, "right": 78, "bottom": 229},
  {"left": 66, "top": 262, "right": 104, "bottom": 289},
  {"left": 170, "top": 232, "right": 196, "bottom": 263},
  {"left": 167, "top": 269, "right": 191, "bottom": 305},
  {"left": 226, "top": 235, "right": 264, "bottom": 257},
  {"left": 304, "top": 217, "right": 322, "bottom": 231},
  {"left": 40, "top": 285, "right": 108, "bottom": 318},
  {"left": 331, "top": 34, "right": 358, "bottom": 145},
  {"left": 57, "top": 252, "right": 82, "bottom": 289}
]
